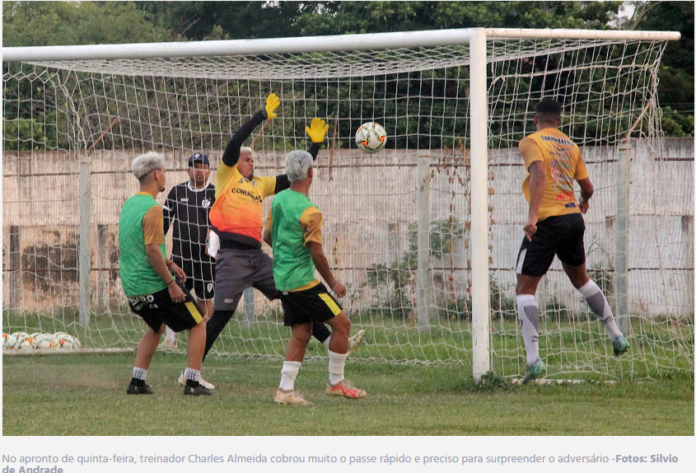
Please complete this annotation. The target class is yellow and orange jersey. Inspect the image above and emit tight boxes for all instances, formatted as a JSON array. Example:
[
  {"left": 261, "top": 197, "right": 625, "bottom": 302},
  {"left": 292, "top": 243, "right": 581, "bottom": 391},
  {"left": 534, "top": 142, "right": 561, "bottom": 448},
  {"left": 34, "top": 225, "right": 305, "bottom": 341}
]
[
  {"left": 519, "top": 127, "right": 589, "bottom": 221},
  {"left": 209, "top": 162, "right": 276, "bottom": 246}
]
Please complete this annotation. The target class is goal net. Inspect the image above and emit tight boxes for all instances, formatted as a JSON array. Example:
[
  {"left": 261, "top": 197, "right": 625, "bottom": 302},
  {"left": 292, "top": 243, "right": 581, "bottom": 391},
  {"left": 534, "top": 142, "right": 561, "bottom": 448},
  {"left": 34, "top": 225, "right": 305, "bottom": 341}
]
[{"left": 3, "top": 30, "right": 692, "bottom": 380}]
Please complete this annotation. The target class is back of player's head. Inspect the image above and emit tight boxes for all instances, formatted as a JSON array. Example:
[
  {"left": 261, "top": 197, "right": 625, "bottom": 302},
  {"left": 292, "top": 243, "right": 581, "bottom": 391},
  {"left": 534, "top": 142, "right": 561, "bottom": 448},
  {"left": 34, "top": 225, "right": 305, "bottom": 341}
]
[
  {"left": 132, "top": 151, "right": 165, "bottom": 181},
  {"left": 535, "top": 98, "right": 562, "bottom": 122},
  {"left": 285, "top": 150, "right": 313, "bottom": 183},
  {"left": 240, "top": 146, "right": 255, "bottom": 158}
]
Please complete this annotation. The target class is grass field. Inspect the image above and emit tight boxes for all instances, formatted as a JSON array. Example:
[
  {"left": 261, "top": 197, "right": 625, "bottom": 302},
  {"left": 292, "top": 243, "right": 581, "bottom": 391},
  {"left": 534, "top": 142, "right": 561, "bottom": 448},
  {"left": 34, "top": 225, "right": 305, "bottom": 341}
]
[
  {"left": 3, "top": 352, "right": 693, "bottom": 435},
  {"left": 4, "top": 310, "right": 694, "bottom": 381}
]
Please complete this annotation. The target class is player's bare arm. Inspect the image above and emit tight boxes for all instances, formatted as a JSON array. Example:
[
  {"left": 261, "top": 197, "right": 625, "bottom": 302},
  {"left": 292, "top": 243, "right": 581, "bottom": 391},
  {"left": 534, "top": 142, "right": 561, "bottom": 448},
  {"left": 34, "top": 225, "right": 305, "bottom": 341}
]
[
  {"left": 524, "top": 161, "right": 545, "bottom": 241},
  {"left": 577, "top": 177, "right": 594, "bottom": 214},
  {"left": 308, "top": 241, "right": 346, "bottom": 297},
  {"left": 145, "top": 244, "right": 185, "bottom": 303}
]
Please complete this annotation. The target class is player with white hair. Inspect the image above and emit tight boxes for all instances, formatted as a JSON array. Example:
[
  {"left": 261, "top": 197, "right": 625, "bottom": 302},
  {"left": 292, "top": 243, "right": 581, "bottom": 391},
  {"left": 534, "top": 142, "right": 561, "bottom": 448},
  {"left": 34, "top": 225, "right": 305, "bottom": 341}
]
[
  {"left": 119, "top": 152, "right": 211, "bottom": 396},
  {"left": 203, "top": 94, "right": 364, "bottom": 374},
  {"left": 264, "top": 150, "right": 366, "bottom": 405}
]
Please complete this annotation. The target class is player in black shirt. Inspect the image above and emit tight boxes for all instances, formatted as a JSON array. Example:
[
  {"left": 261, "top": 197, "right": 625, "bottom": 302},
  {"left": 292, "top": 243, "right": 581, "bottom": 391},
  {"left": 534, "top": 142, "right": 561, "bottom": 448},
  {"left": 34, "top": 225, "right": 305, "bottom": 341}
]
[{"left": 162, "top": 153, "right": 216, "bottom": 351}]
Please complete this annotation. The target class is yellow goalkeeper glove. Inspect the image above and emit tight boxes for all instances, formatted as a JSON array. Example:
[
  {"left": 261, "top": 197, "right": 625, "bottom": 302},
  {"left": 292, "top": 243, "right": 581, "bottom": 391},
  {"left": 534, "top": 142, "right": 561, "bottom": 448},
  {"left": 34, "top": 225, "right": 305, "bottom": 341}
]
[
  {"left": 264, "top": 93, "right": 280, "bottom": 120},
  {"left": 305, "top": 118, "right": 329, "bottom": 143}
]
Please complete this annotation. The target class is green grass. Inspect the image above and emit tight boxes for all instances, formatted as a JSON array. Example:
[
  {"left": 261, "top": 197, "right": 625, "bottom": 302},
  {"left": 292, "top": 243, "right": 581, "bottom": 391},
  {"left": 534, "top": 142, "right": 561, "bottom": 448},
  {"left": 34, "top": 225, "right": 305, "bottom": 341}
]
[
  {"left": 3, "top": 353, "right": 693, "bottom": 435},
  {"left": 4, "top": 309, "right": 694, "bottom": 380}
]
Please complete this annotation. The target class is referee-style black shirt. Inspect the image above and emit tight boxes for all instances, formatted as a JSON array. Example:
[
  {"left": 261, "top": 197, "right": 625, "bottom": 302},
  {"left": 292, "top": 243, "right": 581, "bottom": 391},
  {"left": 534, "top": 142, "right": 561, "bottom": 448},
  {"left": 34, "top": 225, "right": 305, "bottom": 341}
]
[{"left": 163, "top": 181, "right": 216, "bottom": 262}]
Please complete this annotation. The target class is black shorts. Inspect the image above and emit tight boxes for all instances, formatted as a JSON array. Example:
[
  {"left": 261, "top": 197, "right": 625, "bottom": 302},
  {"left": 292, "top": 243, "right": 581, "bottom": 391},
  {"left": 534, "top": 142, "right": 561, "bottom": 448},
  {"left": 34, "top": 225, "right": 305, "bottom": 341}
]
[
  {"left": 516, "top": 213, "right": 586, "bottom": 277},
  {"left": 281, "top": 283, "right": 343, "bottom": 327},
  {"left": 127, "top": 283, "right": 204, "bottom": 333},
  {"left": 173, "top": 257, "right": 215, "bottom": 300}
]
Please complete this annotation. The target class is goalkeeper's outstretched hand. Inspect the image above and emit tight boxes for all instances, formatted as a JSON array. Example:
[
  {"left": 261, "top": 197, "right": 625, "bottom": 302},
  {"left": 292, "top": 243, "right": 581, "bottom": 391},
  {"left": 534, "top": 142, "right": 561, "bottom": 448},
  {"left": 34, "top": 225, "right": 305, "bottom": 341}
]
[
  {"left": 306, "top": 118, "right": 329, "bottom": 143},
  {"left": 264, "top": 93, "right": 280, "bottom": 120}
]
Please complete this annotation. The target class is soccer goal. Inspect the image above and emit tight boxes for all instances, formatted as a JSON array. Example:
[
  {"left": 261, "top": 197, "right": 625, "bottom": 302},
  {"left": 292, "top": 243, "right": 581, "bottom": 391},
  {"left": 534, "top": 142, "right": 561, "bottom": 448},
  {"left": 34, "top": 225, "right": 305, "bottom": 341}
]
[{"left": 3, "top": 28, "right": 691, "bottom": 381}]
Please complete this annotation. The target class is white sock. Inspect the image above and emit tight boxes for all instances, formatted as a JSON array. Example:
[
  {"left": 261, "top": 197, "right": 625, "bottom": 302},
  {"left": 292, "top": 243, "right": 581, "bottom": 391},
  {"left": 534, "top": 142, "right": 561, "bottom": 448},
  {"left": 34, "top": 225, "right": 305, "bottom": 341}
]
[
  {"left": 279, "top": 361, "right": 301, "bottom": 391},
  {"left": 132, "top": 367, "right": 147, "bottom": 381},
  {"left": 578, "top": 280, "right": 622, "bottom": 341},
  {"left": 328, "top": 351, "right": 348, "bottom": 385},
  {"left": 516, "top": 295, "right": 540, "bottom": 365},
  {"left": 165, "top": 326, "right": 176, "bottom": 341},
  {"left": 184, "top": 367, "right": 200, "bottom": 382},
  {"left": 322, "top": 335, "right": 332, "bottom": 350}
]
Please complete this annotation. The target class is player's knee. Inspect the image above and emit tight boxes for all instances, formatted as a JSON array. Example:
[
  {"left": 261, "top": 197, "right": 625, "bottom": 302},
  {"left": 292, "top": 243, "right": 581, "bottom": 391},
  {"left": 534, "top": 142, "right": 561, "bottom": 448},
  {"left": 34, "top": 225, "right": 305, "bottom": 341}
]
[{"left": 332, "top": 313, "right": 351, "bottom": 335}]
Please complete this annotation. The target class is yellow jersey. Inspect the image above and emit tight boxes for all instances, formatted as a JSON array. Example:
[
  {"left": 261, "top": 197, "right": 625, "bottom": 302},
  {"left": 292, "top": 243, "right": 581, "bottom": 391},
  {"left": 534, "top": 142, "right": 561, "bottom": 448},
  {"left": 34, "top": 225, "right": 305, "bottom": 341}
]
[
  {"left": 519, "top": 127, "right": 589, "bottom": 221},
  {"left": 208, "top": 162, "right": 276, "bottom": 248}
]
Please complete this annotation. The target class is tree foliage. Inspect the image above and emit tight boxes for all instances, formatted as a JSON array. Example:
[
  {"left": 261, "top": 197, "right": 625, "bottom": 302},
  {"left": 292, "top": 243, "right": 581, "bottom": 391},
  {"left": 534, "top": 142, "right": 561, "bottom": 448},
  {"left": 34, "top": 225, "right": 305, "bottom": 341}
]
[{"left": 3, "top": 1, "right": 692, "bottom": 146}]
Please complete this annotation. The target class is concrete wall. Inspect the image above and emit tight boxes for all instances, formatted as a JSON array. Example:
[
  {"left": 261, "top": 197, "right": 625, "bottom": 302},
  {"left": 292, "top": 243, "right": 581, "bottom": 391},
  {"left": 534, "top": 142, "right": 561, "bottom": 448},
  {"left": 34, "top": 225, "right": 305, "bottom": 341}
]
[{"left": 3, "top": 138, "right": 693, "bottom": 317}]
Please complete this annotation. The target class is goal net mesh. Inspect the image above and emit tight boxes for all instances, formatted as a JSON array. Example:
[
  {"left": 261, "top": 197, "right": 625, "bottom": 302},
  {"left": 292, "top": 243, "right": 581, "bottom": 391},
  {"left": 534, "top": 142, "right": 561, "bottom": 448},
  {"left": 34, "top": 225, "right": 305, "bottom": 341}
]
[{"left": 3, "top": 36, "right": 692, "bottom": 380}]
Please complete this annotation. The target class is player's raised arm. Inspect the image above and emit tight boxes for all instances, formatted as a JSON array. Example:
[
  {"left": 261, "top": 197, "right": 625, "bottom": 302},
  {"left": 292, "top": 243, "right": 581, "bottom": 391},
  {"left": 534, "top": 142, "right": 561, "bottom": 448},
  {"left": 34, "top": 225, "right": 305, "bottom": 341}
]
[
  {"left": 221, "top": 93, "right": 280, "bottom": 168},
  {"left": 274, "top": 118, "right": 328, "bottom": 194}
]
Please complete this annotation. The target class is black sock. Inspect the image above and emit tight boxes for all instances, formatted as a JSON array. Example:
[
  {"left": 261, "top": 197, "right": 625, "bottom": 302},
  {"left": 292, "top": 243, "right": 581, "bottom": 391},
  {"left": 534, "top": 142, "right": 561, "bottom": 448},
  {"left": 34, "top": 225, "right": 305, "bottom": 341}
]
[
  {"left": 186, "top": 379, "right": 201, "bottom": 388},
  {"left": 130, "top": 378, "right": 145, "bottom": 386}
]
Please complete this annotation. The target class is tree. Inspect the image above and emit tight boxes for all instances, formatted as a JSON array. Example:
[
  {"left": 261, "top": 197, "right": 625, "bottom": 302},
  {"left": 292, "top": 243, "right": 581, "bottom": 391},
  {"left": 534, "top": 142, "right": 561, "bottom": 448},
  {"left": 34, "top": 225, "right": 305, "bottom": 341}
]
[
  {"left": 3, "top": 1, "right": 172, "bottom": 46},
  {"left": 294, "top": 2, "right": 622, "bottom": 35},
  {"left": 626, "top": 1, "right": 694, "bottom": 136}
]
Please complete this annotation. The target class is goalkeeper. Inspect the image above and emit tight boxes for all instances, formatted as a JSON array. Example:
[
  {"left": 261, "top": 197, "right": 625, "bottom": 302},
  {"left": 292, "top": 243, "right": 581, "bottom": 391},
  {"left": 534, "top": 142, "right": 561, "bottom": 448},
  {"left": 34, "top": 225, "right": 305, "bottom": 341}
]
[{"left": 203, "top": 93, "right": 364, "bottom": 367}]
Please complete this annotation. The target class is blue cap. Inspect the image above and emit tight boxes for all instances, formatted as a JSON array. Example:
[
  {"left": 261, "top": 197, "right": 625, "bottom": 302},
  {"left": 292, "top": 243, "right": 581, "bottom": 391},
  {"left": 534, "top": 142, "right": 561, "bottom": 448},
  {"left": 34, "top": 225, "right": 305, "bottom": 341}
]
[{"left": 188, "top": 152, "right": 210, "bottom": 167}]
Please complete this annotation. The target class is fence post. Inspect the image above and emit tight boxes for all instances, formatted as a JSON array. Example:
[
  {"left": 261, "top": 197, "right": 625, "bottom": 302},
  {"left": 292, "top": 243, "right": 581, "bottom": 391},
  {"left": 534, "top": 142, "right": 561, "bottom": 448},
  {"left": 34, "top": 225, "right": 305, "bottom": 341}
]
[
  {"left": 9, "top": 225, "right": 21, "bottom": 313},
  {"left": 79, "top": 154, "right": 92, "bottom": 326},
  {"left": 416, "top": 151, "right": 431, "bottom": 333},
  {"left": 615, "top": 140, "right": 631, "bottom": 335}
]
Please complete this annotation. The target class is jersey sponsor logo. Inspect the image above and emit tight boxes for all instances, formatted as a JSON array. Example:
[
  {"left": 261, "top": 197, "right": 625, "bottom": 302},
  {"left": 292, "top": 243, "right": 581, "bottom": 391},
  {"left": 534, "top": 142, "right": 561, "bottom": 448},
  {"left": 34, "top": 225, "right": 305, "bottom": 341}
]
[
  {"left": 230, "top": 187, "right": 263, "bottom": 203},
  {"left": 540, "top": 135, "right": 574, "bottom": 146},
  {"left": 128, "top": 294, "right": 155, "bottom": 311},
  {"left": 565, "top": 203, "right": 576, "bottom": 208},
  {"left": 555, "top": 192, "right": 573, "bottom": 201}
]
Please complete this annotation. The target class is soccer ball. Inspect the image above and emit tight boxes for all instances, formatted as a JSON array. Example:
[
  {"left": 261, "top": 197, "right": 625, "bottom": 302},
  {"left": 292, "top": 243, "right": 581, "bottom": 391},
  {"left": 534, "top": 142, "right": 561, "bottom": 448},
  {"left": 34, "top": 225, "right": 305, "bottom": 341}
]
[
  {"left": 17, "top": 339, "right": 35, "bottom": 350},
  {"left": 355, "top": 122, "right": 387, "bottom": 154},
  {"left": 33, "top": 334, "right": 58, "bottom": 350},
  {"left": 10, "top": 332, "right": 30, "bottom": 348},
  {"left": 55, "top": 333, "right": 81, "bottom": 349}
]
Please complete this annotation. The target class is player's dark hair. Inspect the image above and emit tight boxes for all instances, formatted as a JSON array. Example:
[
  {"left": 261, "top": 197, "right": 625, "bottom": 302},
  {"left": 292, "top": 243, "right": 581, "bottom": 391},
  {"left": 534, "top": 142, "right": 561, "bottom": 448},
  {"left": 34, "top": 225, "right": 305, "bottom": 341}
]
[{"left": 535, "top": 98, "right": 562, "bottom": 122}]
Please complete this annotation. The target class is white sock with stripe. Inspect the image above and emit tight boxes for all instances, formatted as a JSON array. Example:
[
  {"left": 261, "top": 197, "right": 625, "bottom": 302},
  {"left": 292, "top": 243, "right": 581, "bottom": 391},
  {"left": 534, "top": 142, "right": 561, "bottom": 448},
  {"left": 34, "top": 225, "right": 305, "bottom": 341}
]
[
  {"left": 132, "top": 367, "right": 147, "bottom": 381},
  {"left": 279, "top": 361, "right": 301, "bottom": 391},
  {"left": 184, "top": 367, "right": 201, "bottom": 383},
  {"left": 328, "top": 351, "right": 347, "bottom": 385},
  {"left": 578, "top": 280, "right": 623, "bottom": 341},
  {"left": 516, "top": 295, "right": 540, "bottom": 365}
]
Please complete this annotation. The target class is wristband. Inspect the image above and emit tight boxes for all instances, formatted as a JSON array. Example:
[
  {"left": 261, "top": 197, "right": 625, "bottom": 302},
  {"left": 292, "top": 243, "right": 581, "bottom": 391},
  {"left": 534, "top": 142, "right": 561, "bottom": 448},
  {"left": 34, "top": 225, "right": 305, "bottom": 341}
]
[{"left": 166, "top": 279, "right": 176, "bottom": 286}]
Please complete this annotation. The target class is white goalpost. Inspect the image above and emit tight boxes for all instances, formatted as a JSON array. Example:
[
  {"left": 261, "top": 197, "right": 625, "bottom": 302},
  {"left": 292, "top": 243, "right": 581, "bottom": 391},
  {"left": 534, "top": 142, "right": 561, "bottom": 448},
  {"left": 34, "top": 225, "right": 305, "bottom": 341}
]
[{"left": 3, "top": 28, "right": 691, "bottom": 381}]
